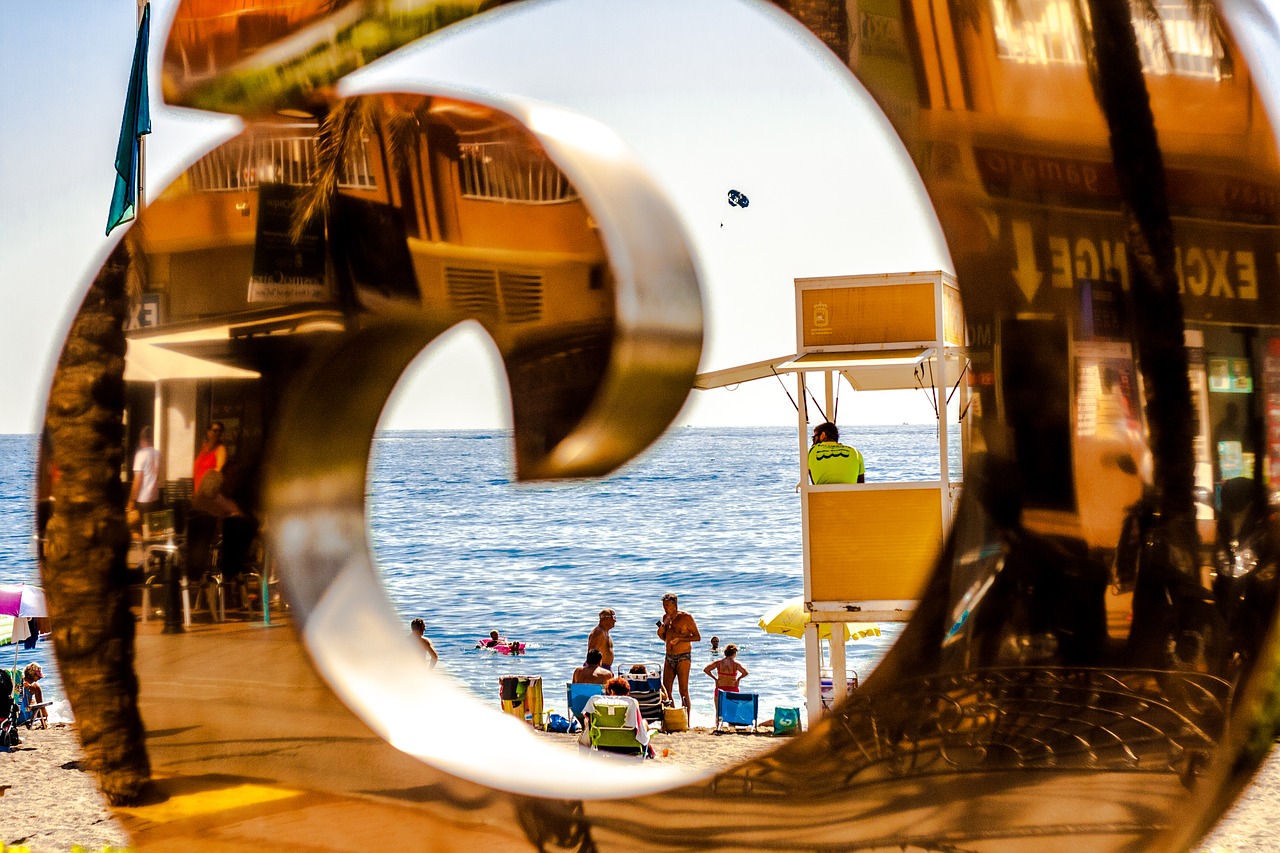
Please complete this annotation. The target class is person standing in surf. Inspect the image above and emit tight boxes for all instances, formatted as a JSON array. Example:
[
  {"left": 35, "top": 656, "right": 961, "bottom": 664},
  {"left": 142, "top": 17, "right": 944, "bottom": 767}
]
[
  {"left": 410, "top": 618, "right": 439, "bottom": 669},
  {"left": 657, "top": 592, "right": 700, "bottom": 714}
]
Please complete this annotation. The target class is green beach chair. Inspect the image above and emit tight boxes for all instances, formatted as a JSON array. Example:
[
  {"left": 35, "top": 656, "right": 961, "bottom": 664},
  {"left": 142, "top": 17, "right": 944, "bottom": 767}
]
[{"left": 587, "top": 698, "right": 646, "bottom": 757}]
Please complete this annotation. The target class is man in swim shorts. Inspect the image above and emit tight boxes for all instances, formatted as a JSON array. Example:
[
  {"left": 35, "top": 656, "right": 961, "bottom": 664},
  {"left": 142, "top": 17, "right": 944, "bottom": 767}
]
[{"left": 657, "top": 592, "right": 700, "bottom": 714}]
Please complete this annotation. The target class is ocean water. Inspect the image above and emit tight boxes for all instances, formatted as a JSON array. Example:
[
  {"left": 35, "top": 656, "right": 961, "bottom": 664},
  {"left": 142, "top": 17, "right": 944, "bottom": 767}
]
[{"left": 0, "top": 425, "right": 961, "bottom": 724}]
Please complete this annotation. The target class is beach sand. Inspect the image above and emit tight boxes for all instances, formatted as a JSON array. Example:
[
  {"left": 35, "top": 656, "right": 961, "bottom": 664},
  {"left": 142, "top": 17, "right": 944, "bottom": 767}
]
[
  {"left": 0, "top": 724, "right": 130, "bottom": 852},
  {"left": 3, "top": 722, "right": 1278, "bottom": 851}
]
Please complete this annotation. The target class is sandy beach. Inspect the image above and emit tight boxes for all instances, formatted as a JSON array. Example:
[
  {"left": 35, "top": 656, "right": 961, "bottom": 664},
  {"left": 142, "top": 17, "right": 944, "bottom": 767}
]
[{"left": 3, "top": 721, "right": 1278, "bottom": 852}]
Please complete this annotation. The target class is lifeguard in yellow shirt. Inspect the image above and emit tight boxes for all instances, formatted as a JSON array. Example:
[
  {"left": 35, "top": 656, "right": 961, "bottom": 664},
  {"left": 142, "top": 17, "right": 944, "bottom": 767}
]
[{"left": 807, "top": 422, "right": 865, "bottom": 484}]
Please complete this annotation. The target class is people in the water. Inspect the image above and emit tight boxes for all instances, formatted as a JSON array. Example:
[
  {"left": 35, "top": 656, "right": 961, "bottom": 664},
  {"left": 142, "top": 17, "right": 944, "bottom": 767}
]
[
  {"left": 478, "top": 629, "right": 524, "bottom": 653},
  {"left": 807, "top": 421, "right": 865, "bottom": 484},
  {"left": 410, "top": 618, "right": 439, "bottom": 669}
]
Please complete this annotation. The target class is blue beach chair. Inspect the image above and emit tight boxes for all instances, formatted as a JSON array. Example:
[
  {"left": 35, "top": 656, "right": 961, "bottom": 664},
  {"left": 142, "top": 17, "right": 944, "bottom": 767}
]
[
  {"left": 15, "top": 685, "right": 49, "bottom": 730},
  {"left": 566, "top": 682, "right": 604, "bottom": 726},
  {"left": 716, "top": 692, "right": 759, "bottom": 732}
]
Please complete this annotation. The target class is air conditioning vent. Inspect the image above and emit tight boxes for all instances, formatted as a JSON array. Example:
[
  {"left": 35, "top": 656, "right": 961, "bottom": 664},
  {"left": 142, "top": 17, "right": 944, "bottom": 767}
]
[
  {"left": 445, "top": 267, "right": 543, "bottom": 323},
  {"left": 499, "top": 272, "right": 543, "bottom": 323},
  {"left": 445, "top": 267, "right": 499, "bottom": 320}
]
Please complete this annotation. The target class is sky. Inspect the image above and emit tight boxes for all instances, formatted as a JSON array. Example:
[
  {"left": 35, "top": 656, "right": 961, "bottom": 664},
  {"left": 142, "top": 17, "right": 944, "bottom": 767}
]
[
  {"left": 0, "top": 0, "right": 961, "bottom": 436},
  {"left": 13, "top": 0, "right": 1280, "bottom": 435}
]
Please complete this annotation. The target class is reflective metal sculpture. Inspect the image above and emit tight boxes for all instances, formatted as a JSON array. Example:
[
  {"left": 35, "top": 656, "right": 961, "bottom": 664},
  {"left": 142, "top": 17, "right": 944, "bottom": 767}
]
[{"left": 37, "top": 0, "right": 1280, "bottom": 849}]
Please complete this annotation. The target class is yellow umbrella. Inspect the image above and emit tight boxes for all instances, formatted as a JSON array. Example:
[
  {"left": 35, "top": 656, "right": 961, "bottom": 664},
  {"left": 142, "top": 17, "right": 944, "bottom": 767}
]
[{"left": 757, "top": 596, "right": 881, "bottom": 643}]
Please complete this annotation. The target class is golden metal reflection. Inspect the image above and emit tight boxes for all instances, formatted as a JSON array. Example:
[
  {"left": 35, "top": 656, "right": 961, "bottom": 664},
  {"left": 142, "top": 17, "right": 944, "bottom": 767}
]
[{"left": 39, "top": 0, "right": 1280, "bottom": 850}]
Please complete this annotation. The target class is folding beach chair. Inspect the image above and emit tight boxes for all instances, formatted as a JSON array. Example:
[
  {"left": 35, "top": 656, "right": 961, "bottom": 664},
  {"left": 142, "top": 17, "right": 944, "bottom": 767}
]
[
  {"left": 15, "top": 685, "right": 50, "bottom": 730},
  {"left": 587, "top": 698, "right": 646, "bottom": 757},
  {"left": 716, "top": 691, "right": 759, "bottom": 732},
  {"left": 566, "top": 683, "right": 604, "bottom": 727},
  {"left": 621, "top": 663, "right": 664, "bottom": 724}
]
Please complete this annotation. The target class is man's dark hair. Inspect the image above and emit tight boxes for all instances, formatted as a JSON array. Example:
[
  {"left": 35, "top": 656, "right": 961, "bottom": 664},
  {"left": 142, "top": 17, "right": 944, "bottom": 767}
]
[
  {"left": 815, "top": 421, "right": 838, "bottom": 442},
  {"left": 139, "top": 425, "right": 152, "bottom": 443},
  {"left": 662, "top": 592, "right": 678, "bottom": 603},
  {"left": 410, "top": 618, "right": 425, "bottom": 632},
  {"left": 585, "top": 648, "right": 603, "bottom": 665}
]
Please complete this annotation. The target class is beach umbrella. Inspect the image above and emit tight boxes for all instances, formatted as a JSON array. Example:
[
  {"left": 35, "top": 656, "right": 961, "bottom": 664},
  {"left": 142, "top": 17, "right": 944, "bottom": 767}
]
[
  {"left": 0, "top": 583, "right": 46, "bottom": 619},
  {"left": 0, "top": 584, "right": 47, "bottom": 674},
  {"left": 757, "top": 596, "right": 880, "bottom": 643}
]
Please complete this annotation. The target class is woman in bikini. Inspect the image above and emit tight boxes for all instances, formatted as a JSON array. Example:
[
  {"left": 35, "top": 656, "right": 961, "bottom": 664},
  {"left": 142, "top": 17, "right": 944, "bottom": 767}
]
[{"left": 704, "top": 643, "right": 748, "bottom": 724}]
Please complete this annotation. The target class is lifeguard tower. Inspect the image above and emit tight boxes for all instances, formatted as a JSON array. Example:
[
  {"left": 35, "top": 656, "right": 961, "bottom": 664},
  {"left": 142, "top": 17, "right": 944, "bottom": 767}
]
[{"left": 696, "top": 271, "right": 968, "bottom": 723}]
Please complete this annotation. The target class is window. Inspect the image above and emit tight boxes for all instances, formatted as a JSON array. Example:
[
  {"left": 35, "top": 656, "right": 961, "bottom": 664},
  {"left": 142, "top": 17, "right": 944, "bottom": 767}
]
[{"left": 991, "top": 0, "right": 1227, "bottom": 80}]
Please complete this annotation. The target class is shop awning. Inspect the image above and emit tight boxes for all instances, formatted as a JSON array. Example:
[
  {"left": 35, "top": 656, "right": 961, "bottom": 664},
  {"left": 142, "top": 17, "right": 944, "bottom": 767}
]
[{"left": 124, "top": 338, "right": 261, "bottom": 382}]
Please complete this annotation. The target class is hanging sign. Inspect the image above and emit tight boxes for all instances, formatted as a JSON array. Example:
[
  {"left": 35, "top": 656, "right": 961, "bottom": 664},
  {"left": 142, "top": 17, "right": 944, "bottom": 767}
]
[{"left": 248, "top": 183, "right": 328, "bottom": 303}]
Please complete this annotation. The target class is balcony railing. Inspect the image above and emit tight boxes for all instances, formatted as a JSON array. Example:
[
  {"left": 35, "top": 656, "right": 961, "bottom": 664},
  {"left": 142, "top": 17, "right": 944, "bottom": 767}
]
[
  {"left": 187, "top": 128, "right": 376, "bottom": 192},
  {"left": 458, "top": 141, "right": 579, "bottom": 204}
]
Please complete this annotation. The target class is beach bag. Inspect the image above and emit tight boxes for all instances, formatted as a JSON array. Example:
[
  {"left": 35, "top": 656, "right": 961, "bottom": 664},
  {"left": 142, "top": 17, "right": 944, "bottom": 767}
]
[
  {"left": 0, "top": 716, "right": 18, "bottom": 751},
  {"left": 546, "top": 713, "right": 573, "bottom": 734},
  {"left": 662, "top": 706, "right": 688, "bottom": 733},
  {"left": 773, "top": 706, "right": 801, "bottom": 736}
]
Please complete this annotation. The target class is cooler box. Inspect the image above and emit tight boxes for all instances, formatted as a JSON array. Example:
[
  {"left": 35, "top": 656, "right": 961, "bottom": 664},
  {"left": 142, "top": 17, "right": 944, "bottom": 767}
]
[
  {"left": 623, "top": 662, "right": 662, "bottom": 693},
  {"left": 774, "top": 706, "right": 801, "bottom": 736},
  {"left": 498, "top": 675, "right": 545, "bottom": 728}
]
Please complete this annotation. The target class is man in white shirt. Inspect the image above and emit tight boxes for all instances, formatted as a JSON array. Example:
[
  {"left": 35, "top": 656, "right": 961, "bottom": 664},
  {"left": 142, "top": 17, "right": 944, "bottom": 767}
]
[{"left": 128, "top": 426, "right": 162, "bottom": 524}]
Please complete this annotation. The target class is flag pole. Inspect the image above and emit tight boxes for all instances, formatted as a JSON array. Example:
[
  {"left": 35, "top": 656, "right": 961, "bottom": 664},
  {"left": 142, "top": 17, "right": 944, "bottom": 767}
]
[{"left": 136, "top": 0, "right": 147, "bottom": 216}]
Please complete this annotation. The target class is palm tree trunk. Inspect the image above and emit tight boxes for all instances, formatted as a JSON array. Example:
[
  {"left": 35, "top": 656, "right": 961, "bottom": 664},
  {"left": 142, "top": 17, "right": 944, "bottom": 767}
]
[
  {"left": 1084, "top": 0, "right": 1196, "bottom": 533},
  {"left": 43, "top": 241, "right": 150, "bottom": 805}
]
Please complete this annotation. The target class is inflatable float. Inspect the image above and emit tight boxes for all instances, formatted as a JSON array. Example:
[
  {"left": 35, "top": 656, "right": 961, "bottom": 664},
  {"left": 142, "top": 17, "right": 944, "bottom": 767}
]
[{"left": 476, "top": 638, "right": 526, "bottom": 655}]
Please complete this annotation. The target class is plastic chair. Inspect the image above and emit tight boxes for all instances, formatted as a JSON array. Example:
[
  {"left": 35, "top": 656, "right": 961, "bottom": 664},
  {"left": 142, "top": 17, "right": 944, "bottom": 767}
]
[
  {"left": 587, "top": 698, "right": 646, "bottom": 757},
  {"left": 566, "top": 682, "right": 604, "bottom": 726},
  {"left": 716, "top": 691, "right": 759, "bottom": 732}
]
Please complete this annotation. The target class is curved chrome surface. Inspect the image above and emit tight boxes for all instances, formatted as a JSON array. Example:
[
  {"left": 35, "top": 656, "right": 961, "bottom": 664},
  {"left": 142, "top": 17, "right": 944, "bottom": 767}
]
[{"left": 37, "top": 0, "right": 1280, "bottom": 849}]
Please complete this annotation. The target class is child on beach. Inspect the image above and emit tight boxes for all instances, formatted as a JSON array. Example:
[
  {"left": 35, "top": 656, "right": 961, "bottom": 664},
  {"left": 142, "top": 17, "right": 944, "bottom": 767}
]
[{"left": 704, "top": 644, "right": 747, "bottom": 724}]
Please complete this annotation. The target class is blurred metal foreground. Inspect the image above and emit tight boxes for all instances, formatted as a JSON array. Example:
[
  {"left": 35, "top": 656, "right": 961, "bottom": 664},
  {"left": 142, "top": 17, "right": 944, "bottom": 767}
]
[{"left": 40, "top": 0, "right": 1280, "bottom": 850}]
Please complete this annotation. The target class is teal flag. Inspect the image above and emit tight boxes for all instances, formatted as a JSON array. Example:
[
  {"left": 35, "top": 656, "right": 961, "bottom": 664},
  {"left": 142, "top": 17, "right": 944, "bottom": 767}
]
[{"left": 106, "top": 4, "right": 152, "bottom": 235}]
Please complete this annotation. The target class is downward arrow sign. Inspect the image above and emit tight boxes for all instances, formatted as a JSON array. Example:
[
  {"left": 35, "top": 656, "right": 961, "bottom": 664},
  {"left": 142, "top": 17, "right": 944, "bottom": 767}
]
[{"left": 1011, "top": 220, "right": 1043, "bottom": 303}]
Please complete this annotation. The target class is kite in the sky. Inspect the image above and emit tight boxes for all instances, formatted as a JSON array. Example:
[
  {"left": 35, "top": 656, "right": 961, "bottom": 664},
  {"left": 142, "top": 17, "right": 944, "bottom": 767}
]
[{"left": 727, "top": 189, "right": 749, "bottom": 208}]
